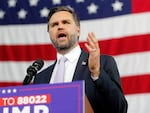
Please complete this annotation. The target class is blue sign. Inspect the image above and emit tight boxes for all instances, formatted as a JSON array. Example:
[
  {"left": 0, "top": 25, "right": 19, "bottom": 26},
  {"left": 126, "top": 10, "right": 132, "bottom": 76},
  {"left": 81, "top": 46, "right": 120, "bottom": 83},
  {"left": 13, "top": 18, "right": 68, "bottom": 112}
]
[{"left": 0, "top": 81, "right": 84, "bottom": 113}]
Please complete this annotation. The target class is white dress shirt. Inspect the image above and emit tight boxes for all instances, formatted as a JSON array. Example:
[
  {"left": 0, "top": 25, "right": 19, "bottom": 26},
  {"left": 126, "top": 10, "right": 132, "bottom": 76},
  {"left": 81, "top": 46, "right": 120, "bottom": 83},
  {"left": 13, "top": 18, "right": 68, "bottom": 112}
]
[{"left": 50, "top": 45, "right": 81, "bottom": 84}]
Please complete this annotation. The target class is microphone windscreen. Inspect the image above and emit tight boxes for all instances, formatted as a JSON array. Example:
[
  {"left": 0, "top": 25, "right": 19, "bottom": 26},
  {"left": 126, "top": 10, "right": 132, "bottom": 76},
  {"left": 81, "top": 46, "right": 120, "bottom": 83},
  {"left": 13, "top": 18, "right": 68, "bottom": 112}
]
[
  {"left": 32, "top": 59, "right": 44, "bottom": 71},
  {"left": 23, "top": 59, "right": 44, "bottom": 85}
]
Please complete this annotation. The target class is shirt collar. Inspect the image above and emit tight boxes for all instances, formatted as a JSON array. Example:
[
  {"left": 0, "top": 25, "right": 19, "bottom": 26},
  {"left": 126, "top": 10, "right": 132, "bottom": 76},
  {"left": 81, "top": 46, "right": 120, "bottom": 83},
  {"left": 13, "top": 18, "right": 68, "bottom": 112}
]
[{"left": 57, "top": 45, "right": 81, "bottom": 63}]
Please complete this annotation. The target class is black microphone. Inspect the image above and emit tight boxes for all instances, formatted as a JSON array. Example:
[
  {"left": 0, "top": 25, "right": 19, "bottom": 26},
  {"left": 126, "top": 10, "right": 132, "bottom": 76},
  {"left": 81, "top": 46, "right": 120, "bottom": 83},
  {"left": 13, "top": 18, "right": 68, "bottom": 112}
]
[{"left": 23, "top": 59, "right": 44, "bottom": 85}]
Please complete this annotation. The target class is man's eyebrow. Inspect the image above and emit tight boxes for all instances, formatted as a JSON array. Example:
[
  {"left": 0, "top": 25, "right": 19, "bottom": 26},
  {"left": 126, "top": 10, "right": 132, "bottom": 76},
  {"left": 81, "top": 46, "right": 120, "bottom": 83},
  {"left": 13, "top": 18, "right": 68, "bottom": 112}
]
[{"left": 50, "top": 19, "right": 72, "bottom": 24}]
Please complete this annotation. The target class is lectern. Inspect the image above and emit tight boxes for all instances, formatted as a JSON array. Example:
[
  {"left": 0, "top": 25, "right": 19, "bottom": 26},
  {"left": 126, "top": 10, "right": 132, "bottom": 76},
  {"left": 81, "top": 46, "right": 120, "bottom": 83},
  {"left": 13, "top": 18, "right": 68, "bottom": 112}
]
[{"left": 0, "top": 81, "right": 93, "bottom": 113}]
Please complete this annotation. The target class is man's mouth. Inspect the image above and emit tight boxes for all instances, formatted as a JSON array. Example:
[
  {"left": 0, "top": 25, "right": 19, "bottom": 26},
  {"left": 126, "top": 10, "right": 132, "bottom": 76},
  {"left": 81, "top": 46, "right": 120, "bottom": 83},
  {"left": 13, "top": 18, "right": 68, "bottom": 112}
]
[{"left": 58, "top": 33, "right": 67, "bottom": 39}]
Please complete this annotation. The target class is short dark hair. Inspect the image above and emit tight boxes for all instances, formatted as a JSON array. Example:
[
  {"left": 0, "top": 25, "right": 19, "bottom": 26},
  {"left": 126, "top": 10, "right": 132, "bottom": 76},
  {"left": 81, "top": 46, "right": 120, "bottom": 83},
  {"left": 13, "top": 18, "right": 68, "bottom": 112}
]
[{"left": 47, "top": 6, "right": 80, "bottom": 31}]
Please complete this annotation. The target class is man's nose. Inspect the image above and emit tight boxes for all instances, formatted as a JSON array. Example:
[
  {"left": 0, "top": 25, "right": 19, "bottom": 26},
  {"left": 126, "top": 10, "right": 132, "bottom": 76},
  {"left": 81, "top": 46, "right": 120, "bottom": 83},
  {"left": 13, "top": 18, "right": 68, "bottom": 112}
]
[{"left": 57, "top": 23, "right": 64, "bottom": 30}]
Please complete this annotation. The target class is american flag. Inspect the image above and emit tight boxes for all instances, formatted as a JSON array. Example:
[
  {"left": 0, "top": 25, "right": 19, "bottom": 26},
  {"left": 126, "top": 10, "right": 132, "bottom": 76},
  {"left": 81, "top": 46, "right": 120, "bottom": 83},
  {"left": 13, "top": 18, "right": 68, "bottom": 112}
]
[{"left": 0, "top": 0, "right": 150, "bottom": 113}]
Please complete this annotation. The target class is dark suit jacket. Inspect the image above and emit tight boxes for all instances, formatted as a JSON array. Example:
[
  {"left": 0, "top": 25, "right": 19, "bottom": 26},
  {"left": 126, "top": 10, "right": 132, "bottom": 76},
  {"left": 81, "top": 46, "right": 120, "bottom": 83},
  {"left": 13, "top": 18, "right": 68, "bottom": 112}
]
[{"left": 33, "top": 50, "right": 128, "bottom": 113}]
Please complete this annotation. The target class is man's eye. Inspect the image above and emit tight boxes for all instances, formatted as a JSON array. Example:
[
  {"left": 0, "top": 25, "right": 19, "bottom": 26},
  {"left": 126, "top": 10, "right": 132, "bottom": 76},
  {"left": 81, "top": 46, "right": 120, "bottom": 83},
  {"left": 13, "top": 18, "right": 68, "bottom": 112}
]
[
  {"left": 51, "top": 23, "right": 58, "bottom": 27},
  {"left": 64, "top": 21, "right": 70, "bottom": 24}
]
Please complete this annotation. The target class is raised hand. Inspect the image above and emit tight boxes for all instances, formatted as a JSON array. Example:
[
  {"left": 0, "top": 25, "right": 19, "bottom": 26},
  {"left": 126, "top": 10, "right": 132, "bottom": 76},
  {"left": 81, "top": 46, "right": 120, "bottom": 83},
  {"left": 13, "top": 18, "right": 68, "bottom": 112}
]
[{"left": 85, "top": 32, "right": 100, "bottom": 77}]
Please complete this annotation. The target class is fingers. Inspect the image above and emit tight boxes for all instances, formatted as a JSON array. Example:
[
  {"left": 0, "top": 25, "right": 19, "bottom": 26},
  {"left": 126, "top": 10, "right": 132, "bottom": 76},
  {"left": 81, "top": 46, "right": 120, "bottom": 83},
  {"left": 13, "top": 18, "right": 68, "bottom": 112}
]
[
  {"left": 85, "top": 32, "right": 100, "bottom": 77},
  {"left": 85, "top": 32, "right": 100, "bottom": 52}
]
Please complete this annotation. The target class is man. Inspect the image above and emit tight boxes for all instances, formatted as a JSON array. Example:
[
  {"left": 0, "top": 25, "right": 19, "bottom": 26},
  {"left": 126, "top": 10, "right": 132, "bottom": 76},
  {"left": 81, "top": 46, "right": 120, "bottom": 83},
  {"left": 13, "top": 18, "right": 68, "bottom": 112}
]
[{"left": 33, "top": 6, "right": 128, "bottom": 113}]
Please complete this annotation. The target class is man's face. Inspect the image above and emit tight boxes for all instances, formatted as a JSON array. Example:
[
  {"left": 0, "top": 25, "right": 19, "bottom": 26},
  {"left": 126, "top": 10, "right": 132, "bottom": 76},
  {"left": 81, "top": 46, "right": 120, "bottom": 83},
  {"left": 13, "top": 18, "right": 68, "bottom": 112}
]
[{"left": 48, "top": 11, "right": 80, "bottom": 52}]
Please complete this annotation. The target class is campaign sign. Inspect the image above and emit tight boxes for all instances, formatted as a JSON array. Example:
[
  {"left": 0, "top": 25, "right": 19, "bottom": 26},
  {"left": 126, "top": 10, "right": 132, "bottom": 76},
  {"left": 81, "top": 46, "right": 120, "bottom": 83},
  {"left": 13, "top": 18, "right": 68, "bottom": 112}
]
[{"left": 0, "top": 81, "right": 84, "bottom": 113}]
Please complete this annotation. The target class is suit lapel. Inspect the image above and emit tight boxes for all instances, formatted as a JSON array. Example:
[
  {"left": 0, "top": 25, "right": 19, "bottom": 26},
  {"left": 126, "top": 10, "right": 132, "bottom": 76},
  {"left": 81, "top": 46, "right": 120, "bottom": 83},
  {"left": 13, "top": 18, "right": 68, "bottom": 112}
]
[
  {"left": 72, "top": 50, "right": 89, "bottom": 80},
  {"left": 46, "top": 61, "right": 56, "bottom": 83}
]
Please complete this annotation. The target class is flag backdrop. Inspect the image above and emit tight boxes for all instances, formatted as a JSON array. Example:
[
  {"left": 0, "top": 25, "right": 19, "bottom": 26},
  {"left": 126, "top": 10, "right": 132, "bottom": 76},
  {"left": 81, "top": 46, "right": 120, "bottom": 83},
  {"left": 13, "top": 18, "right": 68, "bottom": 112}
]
[{"left": 0, "top": 0, "right": 150, "bottom": 113}]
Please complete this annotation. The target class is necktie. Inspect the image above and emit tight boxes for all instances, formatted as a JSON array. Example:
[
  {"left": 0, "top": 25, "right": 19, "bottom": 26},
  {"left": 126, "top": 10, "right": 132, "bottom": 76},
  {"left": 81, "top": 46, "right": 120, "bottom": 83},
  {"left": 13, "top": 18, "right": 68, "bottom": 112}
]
[{"left": 54, "top": 56, "right": 67, "bottom": 83}]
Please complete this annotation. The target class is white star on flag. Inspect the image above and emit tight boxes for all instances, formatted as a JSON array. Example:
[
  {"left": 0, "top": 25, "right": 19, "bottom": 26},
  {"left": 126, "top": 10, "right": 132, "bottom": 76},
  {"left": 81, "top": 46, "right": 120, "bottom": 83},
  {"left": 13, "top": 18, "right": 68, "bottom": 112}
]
[
  {"left": 8, "top": 0, "right": 17, "bottom": 8},
  {"left": 112, "top": 0, "right": 123, "bottom": 11},
  {"left": 18, "top": 9, "right": 27, "bottom": 19},
  {"left": 87, "top": 3, "right": 99, "bottom": 14},
  {"left": 52, "top": 0, "right": 61, "bottom": 5},
  {"left": 0, "top": 10, "right": 5, "bottom": 19},
  {"left": 40, "top": 7, "right": 49, "bottom": 18},
  {"left": 29, "top": 0, "right": 39, "bottom": 6},
  {"left": 76, "top": 0, "right": 85, "bottom": 3}
]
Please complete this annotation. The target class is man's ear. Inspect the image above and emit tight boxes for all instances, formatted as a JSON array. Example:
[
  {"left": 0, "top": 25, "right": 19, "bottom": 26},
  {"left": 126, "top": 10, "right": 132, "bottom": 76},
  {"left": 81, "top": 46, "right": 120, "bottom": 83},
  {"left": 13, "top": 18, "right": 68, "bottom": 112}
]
[{"left": 77, "top": 27, "right": 80, "bottom": 37}]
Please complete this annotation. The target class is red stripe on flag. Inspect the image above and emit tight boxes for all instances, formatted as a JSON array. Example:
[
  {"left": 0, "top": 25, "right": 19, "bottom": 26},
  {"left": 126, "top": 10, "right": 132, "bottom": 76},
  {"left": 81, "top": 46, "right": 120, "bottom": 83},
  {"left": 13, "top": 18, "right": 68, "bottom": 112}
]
[
  {"left": 0, "top": 74, "right": 150, "bottom": 95},
  {"left": 132, "top": 0, "right": 150, "bottom": 13},
  {"left": 81, "top": 33, "right": 150, "bottom": 56},
  {"left": 0, "top": 82, "right": 22, "bottom": 87},
  {"left": 0, "top": 33, "right": 150, "bottom": 61},
  {"left": 121, "top": 74, "right": 150, "bottom": 95},
  {"left": 0, "top": 44, "right": 56, "bottom": 61}
]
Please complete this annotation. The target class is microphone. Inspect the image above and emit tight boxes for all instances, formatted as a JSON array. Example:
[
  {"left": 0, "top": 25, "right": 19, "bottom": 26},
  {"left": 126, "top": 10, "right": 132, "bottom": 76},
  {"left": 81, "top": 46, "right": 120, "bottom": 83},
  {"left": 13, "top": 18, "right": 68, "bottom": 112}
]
[{"left": 23, "top": 59, "right": 44, "bottom": 85}]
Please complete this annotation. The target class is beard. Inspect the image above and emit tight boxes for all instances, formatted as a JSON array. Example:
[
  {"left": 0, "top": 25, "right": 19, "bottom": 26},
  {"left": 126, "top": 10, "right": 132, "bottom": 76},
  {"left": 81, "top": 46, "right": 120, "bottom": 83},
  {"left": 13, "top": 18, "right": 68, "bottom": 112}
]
[{"left": 51, "top": 34, "right": 79, "bottom": 52}]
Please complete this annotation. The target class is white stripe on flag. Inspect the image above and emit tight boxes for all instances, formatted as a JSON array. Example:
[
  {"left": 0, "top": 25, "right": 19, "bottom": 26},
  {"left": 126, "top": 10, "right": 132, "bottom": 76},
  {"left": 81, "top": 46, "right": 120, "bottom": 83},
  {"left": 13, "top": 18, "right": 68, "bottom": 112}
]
[
  {"left": 0, "top": 52, "right": 150, "bottom": 81},
  {"left": 0, "top": 60, "right": 53, "bottom": 82},
  {"left": 114, "top": 51, "right": 150, "bottom": 77},
  {"left": 1, "top": 12, "right": 150, "bottom": 45},
  {"left": 126, "top": 93, "right": 150, "bottom": 113}
]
